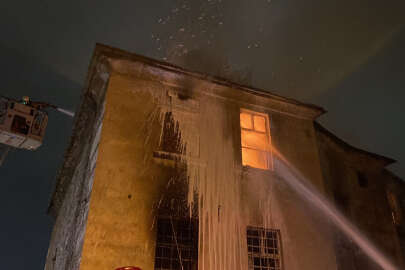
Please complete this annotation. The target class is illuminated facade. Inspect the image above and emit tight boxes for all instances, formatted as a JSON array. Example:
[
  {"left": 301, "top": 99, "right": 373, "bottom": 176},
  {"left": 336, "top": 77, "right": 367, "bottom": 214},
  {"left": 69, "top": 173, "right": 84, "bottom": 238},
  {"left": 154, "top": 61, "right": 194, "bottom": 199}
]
[{"left": 44, "top": 44, "right": 405, "bottom": 270}]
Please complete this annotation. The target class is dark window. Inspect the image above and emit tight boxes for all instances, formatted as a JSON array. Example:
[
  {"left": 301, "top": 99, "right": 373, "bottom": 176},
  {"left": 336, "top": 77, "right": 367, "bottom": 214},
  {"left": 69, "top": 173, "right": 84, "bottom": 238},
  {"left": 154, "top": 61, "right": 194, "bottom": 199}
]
[
  {"left": 155, "top": 217, "right": 198, "bottom": 270},
  {"left": 357, "top": 172, "right": 368, "bottom": 188},
  {"left": 247, "top": 227, "right": 282, "bottom": 270}
]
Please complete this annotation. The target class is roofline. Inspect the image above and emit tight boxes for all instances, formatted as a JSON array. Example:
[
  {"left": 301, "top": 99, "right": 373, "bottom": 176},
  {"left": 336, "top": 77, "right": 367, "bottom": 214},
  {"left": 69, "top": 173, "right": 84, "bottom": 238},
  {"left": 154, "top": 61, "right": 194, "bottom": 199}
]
[
  {"left": 314, "top": 121, "right": 396, "bottom": 166},
  {"left": 93, "top": 43, "right": 326, "bottom": 119},
  {"left": 383, "top": 168, "right": 404, "bottom": 183}
]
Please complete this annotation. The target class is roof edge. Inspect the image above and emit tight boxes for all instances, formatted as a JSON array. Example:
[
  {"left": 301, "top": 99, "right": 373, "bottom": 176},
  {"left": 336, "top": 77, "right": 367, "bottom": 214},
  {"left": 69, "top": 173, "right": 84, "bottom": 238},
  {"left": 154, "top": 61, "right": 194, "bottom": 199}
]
[
  {"left": 93, "top": 43, "right": 326, "bottom": 119},
  {"left": 314, "top": 121, "right": 396, "bottom": 167}
]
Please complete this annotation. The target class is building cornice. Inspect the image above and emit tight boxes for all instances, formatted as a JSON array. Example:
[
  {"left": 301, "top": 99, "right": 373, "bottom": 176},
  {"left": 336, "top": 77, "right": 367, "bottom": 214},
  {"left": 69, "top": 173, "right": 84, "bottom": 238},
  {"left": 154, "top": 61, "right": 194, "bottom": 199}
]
[
  {"left": 94, "top": 43, "right": 326, "bottom": 120},
  {"left": 314, "top": 121, "right": 396, "bottom": 170}
]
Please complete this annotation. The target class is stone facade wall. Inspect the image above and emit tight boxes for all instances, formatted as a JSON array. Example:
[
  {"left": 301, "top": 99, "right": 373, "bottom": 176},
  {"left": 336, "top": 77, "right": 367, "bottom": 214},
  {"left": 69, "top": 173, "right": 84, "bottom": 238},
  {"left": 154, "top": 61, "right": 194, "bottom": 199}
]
[
  {"left": 315, "top": 122, "right": 405, "bottom": 270},
  {"left": 75, "top": 68, "right": 338, "bottom": 269},
  {"left": 384, "top": 170, "right": 405, "bottom": 257},
  {"left": 79, "top": 73, "right": 172, "bottom": 270},
  {"left": 44, "top": 55, "right": 109, "bottom": 270}
]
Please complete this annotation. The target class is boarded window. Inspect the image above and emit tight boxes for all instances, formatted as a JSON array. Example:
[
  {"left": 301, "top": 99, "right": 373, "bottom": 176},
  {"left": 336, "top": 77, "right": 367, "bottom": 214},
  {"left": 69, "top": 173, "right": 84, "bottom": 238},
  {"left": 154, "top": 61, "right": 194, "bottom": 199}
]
[
  {"left": 154, "top": 217, "right": 198, "bottom": 270},
  {"left": 247, "top": 227, "right": 282, "bottom": 270},
  {"left": 240, "top": 110, "right": 272, "bottom": 170}
]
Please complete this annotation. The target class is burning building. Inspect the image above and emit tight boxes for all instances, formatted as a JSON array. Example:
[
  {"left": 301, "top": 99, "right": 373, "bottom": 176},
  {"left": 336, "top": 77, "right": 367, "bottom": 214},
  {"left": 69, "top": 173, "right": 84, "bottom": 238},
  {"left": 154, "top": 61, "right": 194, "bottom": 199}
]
[{"left": 45, "top": 44, "right": 405, "bottom": 270}]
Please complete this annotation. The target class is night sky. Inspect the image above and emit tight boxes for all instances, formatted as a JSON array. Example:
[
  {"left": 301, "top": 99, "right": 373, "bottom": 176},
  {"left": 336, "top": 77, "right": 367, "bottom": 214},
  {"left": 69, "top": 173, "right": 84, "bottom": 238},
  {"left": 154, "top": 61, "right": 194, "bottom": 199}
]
[{"left": 1, "top": 0, "right": 404, "bottom": 268}]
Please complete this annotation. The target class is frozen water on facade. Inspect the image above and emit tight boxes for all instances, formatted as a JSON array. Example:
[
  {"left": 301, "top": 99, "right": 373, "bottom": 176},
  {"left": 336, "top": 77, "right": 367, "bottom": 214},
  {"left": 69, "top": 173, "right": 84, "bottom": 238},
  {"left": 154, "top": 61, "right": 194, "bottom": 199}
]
[
  {"left": 154, "top": 89, "right": 398, "bottom": 270},
  {"left": 186, "top": 98, "right": 249, "bottom": 270}
]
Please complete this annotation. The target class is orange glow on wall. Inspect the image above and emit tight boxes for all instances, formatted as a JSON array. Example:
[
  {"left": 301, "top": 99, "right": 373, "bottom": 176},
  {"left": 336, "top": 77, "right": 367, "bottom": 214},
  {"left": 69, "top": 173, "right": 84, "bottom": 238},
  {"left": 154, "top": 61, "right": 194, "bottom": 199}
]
[
  {"left": 387, "top": 191, "right": 402, "bottom": 225},
  {"left": 240, "top": 110, "right": 272, "bottom": 170}
]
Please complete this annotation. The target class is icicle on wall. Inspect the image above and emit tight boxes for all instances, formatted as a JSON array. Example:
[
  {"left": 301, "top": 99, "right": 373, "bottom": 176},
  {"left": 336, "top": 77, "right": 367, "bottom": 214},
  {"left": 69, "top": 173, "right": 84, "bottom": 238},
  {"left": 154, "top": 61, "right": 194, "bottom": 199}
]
[
  {"left": 151, "top": 84, "right": 292, "bottom": 270},
  {"left": 132, "top": 77, "right": 357, "bottom": 270},
  {"left": 186, "top": 97, "right": 248, "bottom": 270},
  {"left": 182, "top": 97, "right": 302, "bottom": 270}
]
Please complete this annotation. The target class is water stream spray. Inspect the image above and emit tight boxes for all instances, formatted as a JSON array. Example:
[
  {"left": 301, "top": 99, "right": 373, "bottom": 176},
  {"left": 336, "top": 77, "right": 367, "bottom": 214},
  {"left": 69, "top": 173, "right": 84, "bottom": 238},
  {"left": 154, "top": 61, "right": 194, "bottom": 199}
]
[
  {"left": 56, "top": 107, "right": 75, "bottom": 118},
  {"left": 271, "top": 147, "right": 398, "bottom": 270}
]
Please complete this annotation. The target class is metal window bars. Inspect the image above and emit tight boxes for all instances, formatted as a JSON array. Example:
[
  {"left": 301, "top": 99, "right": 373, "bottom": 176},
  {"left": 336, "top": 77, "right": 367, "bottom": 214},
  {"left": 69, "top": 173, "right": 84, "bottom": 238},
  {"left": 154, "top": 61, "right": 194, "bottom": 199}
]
[
  {"left": 154, "top": 217, "right": 198, "bottom": 270},
  {"left": 247, "top": 227, "right": 282, "bottom": 270}
]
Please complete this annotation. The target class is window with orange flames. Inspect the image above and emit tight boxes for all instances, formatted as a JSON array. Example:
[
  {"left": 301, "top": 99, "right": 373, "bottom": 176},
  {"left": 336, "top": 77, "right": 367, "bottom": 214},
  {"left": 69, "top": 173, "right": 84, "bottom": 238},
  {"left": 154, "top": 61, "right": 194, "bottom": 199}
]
[{"left": 240, "top": 110, "right": 272, "bottom": 170}]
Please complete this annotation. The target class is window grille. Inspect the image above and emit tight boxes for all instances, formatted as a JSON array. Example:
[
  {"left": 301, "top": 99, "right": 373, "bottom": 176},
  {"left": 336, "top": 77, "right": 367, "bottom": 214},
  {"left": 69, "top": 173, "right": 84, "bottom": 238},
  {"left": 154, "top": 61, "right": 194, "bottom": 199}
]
[
  {"left": 154, "top": 217, "right": 198, "bottom": 270},
  {"left": 247, "top": 227, "right": 282, "bottom": 270}
]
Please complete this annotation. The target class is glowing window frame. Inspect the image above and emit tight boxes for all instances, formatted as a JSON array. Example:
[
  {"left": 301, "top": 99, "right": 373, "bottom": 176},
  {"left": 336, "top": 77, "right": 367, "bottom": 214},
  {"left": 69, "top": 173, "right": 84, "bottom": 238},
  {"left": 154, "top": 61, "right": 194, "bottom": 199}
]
[{"left": 240, "top": 109, "right": 273, "bottom": 170}]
